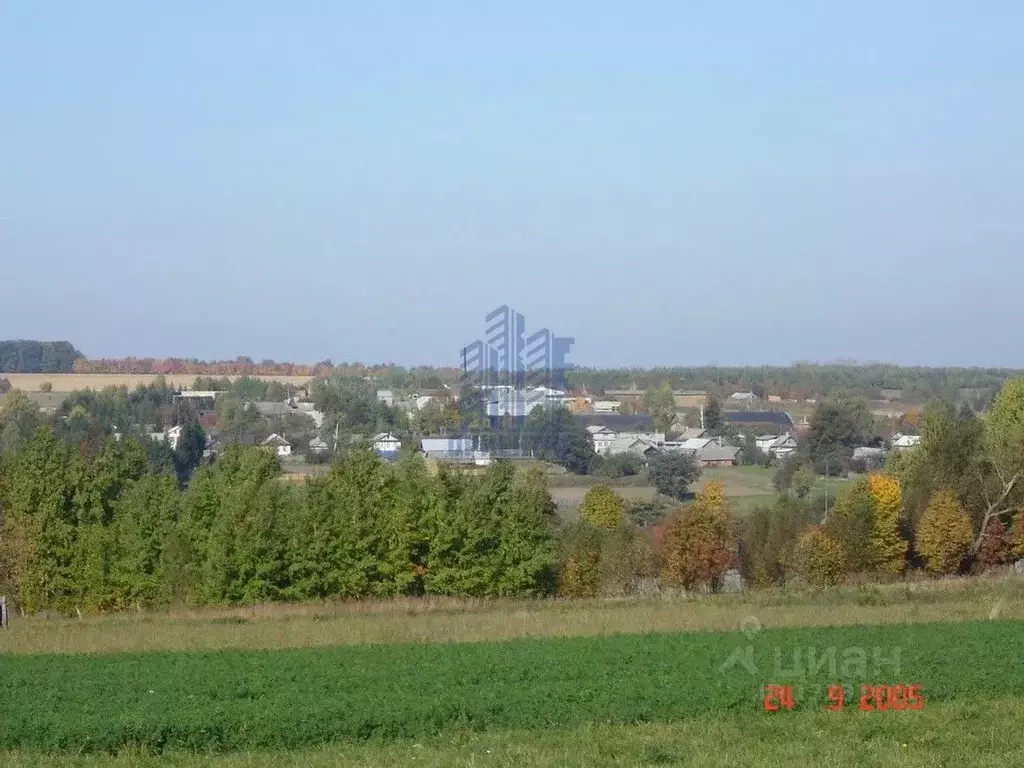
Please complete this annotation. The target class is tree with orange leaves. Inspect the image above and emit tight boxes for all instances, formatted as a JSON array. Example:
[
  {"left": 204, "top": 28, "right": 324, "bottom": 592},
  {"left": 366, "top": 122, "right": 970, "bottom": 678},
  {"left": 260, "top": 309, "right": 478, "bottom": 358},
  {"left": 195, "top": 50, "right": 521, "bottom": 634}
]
[{"left": 660, "top": 481, "right": 736, "bottom": 591}]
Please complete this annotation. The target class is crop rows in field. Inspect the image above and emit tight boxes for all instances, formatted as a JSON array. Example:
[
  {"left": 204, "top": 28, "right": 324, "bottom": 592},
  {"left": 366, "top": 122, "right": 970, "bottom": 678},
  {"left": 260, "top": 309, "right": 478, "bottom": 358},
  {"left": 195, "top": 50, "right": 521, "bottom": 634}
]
[{"left": 1, "top": 620, "right": 1021, "bottom": 753}]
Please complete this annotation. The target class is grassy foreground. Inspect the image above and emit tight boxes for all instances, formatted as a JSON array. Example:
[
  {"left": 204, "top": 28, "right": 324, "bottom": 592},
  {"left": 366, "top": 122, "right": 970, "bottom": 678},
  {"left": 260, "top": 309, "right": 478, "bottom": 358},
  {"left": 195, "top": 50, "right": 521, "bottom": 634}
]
[
  {"left": 4, "top": 697, "right": 1023, "bottom": 766},
  {"left": 3, "top": 576, "right": 1022, "bottom": 655},
  {"left": 1, "top": 620, "right": 1020, "bottom": 753}
]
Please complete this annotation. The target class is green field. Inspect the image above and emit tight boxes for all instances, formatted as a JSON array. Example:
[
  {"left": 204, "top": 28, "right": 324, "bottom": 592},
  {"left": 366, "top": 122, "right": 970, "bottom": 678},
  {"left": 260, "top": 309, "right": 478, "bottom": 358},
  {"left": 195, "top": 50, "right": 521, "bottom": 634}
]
[
  {"left": 551, "top": 465, "right": 858, "bottom": 518},
  {"left": 1, "top": 620, "right": 1020, "bottom": 755}
]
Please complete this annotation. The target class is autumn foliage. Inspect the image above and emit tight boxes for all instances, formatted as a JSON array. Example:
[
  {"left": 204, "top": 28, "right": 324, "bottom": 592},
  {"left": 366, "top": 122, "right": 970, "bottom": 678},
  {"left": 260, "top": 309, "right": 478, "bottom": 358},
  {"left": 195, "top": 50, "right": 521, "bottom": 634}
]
[
  {"left": 1012, "top": 512, "right": 1024, "bottom": 560},
  {"left": 661, "top": 481, "right": 736, "bottom": 591},
  {"left": 866, "top": 473, "right": 908, "bottom": 574},
  {"left": 792, "top": 526, "right": 846, "bottom": 587},
  {"left": 977, "top": 518, "right": 1012, "bottom": 568},
  {"left": 915, "top": 490, "right": 973, "bottom": 575},
  {"left": 578, "top": 485, "right": 625, "bottom": 530}
]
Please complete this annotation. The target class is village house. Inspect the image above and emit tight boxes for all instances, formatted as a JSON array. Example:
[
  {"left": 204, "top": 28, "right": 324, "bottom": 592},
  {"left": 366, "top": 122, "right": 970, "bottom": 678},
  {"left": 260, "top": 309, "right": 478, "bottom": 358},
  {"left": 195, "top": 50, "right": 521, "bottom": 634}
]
[
  {"left": 307, "top": 436, "right": 330, "bottom": 456},
  {"left": 755, "top": 434, "right": 798, "bottom": 458},
  {"left": 694, "top": 444, "right": 740, "bottom": 467},
  {"left": 729, "top": 391, "right": 757, "bottom": 402},
  {"left": 420, "top": 436, "right": 475, "bottom": 459},
  {"left": 586, "top": 425, "right": 616, "bottom": 454},
  {"left": 890, "top": 433, "right": 922, "bottom": 450},
  {"left": 373, "top": 432, "right": 401, "bottom": 454},
  {"left": 262, "top": 433, "right": 292, "bottom": 458}
]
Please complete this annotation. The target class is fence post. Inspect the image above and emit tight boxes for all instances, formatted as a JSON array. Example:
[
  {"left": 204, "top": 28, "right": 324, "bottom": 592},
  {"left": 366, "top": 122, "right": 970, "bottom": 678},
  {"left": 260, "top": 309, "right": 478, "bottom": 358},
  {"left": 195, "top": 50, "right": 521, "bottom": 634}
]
[{"left": 0, "top": 596, "right": 7, "bottom": 629}]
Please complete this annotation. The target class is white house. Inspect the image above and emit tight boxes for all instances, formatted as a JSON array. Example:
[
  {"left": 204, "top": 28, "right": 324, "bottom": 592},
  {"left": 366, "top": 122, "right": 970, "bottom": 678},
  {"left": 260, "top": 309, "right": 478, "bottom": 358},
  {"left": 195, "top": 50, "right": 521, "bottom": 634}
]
[
  {"left": 307, "top": 436, "right": 330, "bottom": 455},
  {"left": 586, "top": 425, "right": 616, "bottom": 454},
  {"left": 166, "top": 425, "right": 184, "bottom": 451},
  {"left": 415, "top": 395, "right": 434, "bottom": 411},
  {"left": 373, "top": 432, "right": 401, "bottom": 453},
  {"left": 592, "top": 400, "right": 622, "bottom": 413},
  {"left": 730, "top": 392, "right": 757, "bottom": 402},
  {"left": 755, "top": 434, "right": 798, "bottom": 458},
  {"left": 262, "top": 433, "right": 292, "bottom": 457},
  {"left": 891, "top": 433, "right": 922, "bottom": 450},
  {"left": 421, "top": 436, "right": 474, "bottom": 458},
  {"left": 376, "top": 389, "right": 395, "bottom": 407}
]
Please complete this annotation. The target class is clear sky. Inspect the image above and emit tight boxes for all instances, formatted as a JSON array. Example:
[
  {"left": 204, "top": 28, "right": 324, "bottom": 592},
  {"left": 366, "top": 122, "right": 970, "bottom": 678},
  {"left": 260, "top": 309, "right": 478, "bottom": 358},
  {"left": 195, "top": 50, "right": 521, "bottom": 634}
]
[{"left": 2, "top": 2, "right": 1021, "bottom": 368}]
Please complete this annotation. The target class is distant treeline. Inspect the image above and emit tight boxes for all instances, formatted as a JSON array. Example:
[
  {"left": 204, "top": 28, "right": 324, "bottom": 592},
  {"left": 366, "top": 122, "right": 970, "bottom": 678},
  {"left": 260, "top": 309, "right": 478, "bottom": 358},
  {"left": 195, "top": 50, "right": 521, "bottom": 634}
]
[
  {"left": 0, "top": 341, "right": 82, "bottom": 373},
  {"left": 72, "top": 356, "right": 461, "bottom": 383},
  {"left": 12, "top": 340, "right": 1024, "bottom": 404},
  {"left": 564, "top": 364, "right": 1024, "bottom": 403}
]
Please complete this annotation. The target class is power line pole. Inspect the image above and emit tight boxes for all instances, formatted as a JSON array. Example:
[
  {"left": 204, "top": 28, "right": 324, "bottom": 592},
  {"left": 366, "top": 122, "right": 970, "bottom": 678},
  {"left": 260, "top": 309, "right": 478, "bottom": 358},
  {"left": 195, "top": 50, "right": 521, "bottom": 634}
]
[{"left": 823, "top": 456, "right": 830, "bottom": 523}]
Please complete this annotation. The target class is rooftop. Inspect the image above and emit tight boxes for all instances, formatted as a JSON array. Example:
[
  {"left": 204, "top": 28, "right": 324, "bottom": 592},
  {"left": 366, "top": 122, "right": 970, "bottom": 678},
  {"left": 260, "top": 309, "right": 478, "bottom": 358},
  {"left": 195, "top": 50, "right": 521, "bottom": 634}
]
[{"left": 725, "top": 411, "right": 794, "bottom": 427}]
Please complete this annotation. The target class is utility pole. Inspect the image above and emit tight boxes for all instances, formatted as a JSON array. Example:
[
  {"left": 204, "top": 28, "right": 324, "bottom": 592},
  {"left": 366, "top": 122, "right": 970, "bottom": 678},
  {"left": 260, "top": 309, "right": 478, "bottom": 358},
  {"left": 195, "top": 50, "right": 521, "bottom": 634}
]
[{"left": 823, "top": 456, "right": 830, "bottom": 523}]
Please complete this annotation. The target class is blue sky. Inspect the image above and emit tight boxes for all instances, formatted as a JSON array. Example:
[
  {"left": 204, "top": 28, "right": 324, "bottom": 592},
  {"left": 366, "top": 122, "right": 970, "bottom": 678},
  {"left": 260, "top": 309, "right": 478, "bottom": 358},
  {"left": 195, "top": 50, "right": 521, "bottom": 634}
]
[{"left": 2, "top": 1, "right": 1021, "bottom": 367}]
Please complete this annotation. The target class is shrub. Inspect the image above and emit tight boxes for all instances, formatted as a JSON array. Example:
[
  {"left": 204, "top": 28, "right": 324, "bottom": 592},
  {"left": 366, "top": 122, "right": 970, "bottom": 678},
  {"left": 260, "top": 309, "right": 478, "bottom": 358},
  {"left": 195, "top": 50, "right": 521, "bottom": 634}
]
[
  {"left": 915, "top": 489, "right": 973, "bottom": 575},
  {"left": 792, "top": 526, "right": 846, "bottom": 587},
  {"left": 558, "top": 551, "right": 601, "bottom": 598},
  {"left": 599, "top": 526, "right": 657, "bottom": 595},
  {"left": 578, "top": 485, "right": 625, "bottom": 530},
  {"left": 557, "top": 522, "right": 604, "bottom": 598},
  {"left": 660, "top": 481, "right": 736, "bottom": 591}
]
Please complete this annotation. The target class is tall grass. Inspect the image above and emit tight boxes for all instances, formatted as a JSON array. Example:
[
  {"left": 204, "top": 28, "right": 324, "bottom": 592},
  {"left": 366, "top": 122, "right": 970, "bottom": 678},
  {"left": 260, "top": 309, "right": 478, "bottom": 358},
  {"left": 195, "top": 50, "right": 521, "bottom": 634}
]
[{"left": 2, "top": 575, "right": 1022, "bottom": 656}]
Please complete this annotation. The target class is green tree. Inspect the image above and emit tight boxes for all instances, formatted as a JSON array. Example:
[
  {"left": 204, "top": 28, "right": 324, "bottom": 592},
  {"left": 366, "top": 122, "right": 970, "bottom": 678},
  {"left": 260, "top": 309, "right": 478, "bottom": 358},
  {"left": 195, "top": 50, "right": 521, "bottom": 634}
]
[
  {"left": 172, "top": 422, "right": 207, "bottom": 485},
  {"left": 110, "top": 473, "right": 181, "bottom": 608},
  {"left": 0, "top": 389, "right": 42, "bottom": 454},
  {"left": 826, "top": 479, "right": 876, "bottom": 574},
  {"left": 806, "top": 392, "right": 873, "bottom": 474},
  {"left": 703, "top": 395, "right": 724, "bottom": 433},
  {"left": 522, "top": 406, "right": 596, "bottom": 474},
  {"left": 793, "top": 465, "right": 815, "bottom": 499},
  {"left": 973, "top": 377, "right": 1024, "bottom": 554},
  {"left": 740, "top": 495, "right": 813, "bottom": 586},
  {"left": 645, "top": 382, "right": 677, "bottom": 434},
  {"left": 578, "top": 485, "right": 625, "bottom": 530},
  {"left": 648, "top": 451, "right": 701, "bottom": 501},
  {"left": 425, "top": 461, "right": 556, "bottom": 597}
]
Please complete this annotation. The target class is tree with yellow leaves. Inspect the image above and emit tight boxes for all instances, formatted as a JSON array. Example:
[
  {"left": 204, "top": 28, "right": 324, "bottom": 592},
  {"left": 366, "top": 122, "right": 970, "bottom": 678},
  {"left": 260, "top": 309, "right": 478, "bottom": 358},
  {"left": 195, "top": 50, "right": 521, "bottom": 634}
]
[
  {"left": 915, "top": 489, "right": 973, "bottom": 575},
  {"left": 661, "top": 481, "right": 736, "bottom": 591},
  {"left": 578, "top": 485, "right": 625, "bottom": 530},
  {"left": 792, "top": 526, "right": 847, "bottom": 587},
  {"left": 866, "top": 473, "right": 908, "bottom": 575}
]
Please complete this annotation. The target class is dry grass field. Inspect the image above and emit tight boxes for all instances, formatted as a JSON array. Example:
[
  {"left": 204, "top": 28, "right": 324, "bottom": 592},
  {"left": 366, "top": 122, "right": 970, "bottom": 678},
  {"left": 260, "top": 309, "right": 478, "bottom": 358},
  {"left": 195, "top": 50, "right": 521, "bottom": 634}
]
[
  {"left": 1, "top": 373, "right": 314, "bottom": 392},
  {"left": 2, "top": 576, "right": 1021, "bottom": 656}
]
